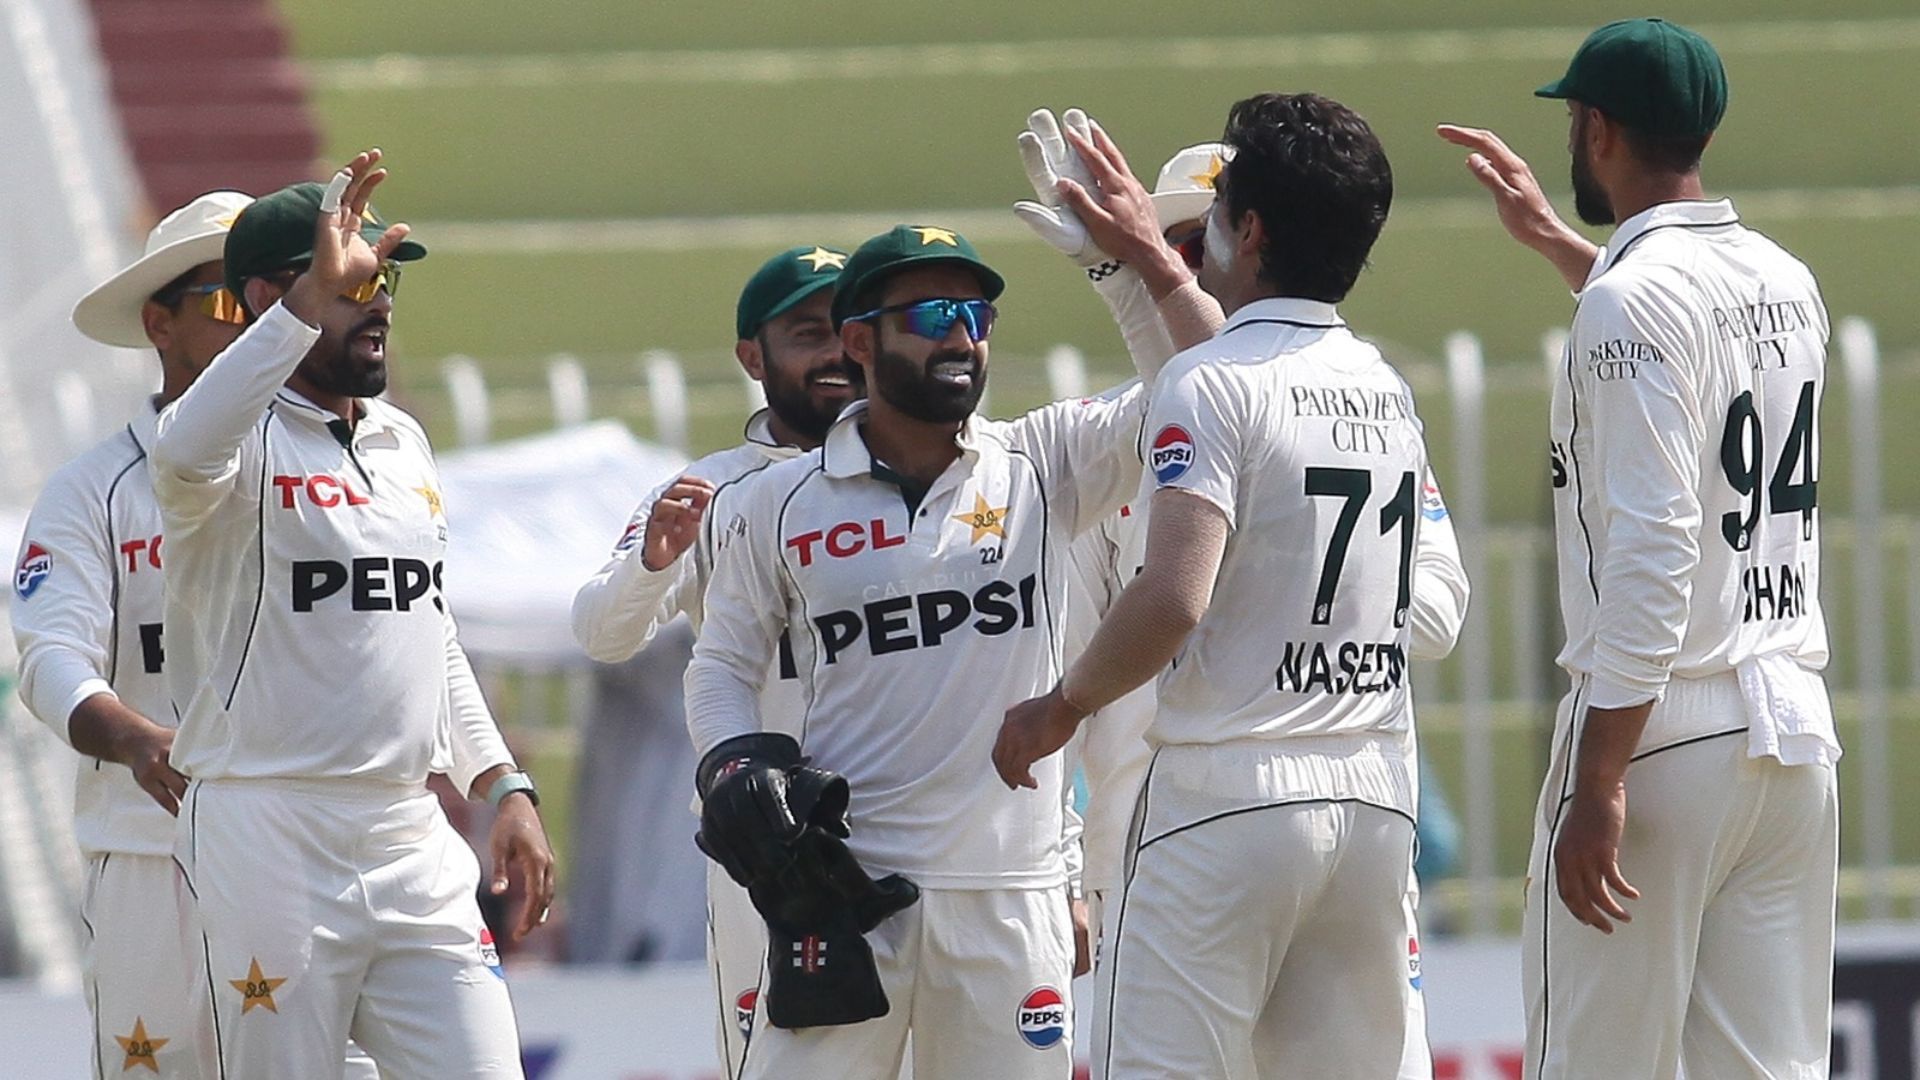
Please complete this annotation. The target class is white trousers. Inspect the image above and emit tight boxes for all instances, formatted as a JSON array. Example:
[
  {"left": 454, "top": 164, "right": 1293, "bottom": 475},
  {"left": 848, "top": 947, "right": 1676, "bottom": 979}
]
[
  {"left": 1097, "top": 759, "right": 1416, "bottom": 1080},
  {"left": 180, "top": 778, "right": 523, "bottom": 1078},
  {"left": 739, "top": 887, "right": 1075, "bottom": 1080},
  {"left": 707, "top": 859, "right": 766, "bottom": 1078},
  {"left": 1523, "top": 676, "right": 1838, "bottom": 1079},
  {"left": 81, "top": 851, "right": 381, "bottom": 1079}
]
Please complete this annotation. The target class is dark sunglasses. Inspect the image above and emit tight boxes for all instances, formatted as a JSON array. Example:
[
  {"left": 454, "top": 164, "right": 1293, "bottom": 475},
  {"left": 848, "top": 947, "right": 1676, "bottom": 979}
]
[
  {"left": 848, "top": 298, "right": 997, "bottom": 343},
  {"left": 1166, "top": 225, "right": 1206, "bottom": 271}
]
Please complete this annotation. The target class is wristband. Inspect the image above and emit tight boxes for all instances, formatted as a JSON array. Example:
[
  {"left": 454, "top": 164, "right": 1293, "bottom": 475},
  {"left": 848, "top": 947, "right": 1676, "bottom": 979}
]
[
  {"left": 1085, "top": 258, "right": 1126, "bottom": 283},
  {"left": 486, "top": 770, "right": 539, "bottom": 808}
]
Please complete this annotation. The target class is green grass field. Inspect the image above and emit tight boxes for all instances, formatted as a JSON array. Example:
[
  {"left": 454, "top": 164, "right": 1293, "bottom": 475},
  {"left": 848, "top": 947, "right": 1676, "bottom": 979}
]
[{"left": 279, "top": 1, "right": 1920, "bottom": 909}]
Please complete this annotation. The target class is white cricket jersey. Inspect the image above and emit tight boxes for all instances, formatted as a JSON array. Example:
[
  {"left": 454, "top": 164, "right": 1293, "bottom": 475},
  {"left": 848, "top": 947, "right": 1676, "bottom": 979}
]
[
  {"left": 1143, "top": 298, "right": 1434, "bottom": 790},
  {"left": 11, "top": 407, "right": 174, "bottom": 856},
  {"left": 686, "top": 394, "right": 1145, "bottom": 889},
  {"left": 1063, "top": 498, "right": 1152, "bottom": 894},
  {"left": 151, "top": 303, "right": 513, "bottom": 788},
  {"left": 1550, "top": 200, "right": 1831, "bottom": 739},
  {"left": 572, "top": 411, "right": 808, "bottom": 744}
]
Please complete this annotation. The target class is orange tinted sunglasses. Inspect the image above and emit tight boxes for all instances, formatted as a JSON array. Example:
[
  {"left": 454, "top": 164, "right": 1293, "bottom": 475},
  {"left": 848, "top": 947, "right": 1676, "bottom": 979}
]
[{"left": 187, "top": 262, "right": 403, "bottom": 325}]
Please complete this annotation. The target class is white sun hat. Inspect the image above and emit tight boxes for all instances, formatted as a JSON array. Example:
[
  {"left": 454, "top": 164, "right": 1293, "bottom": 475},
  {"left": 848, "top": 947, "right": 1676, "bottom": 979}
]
[
  {"left": 1150, "top": 142, "right": 1232, "bottom": 231},
  {"left": 72, "top": 190, "right": 254, "bottom": 348}
]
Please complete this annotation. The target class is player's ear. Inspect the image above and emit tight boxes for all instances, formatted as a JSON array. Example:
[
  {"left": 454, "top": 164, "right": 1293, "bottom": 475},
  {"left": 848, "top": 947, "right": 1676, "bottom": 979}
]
[
  {"left": 1236, "top": 207, "right": 1264, "bottom": 262},
  {"left": 841, "top": 319, "right": 875, "bottom": 372},
  {"left": 141, "top": 298, "right": 175, "bottom": 353},
  {"left": 735, "top": 337, "right": 766, "bottom": 383},
  {"left": 242, "top": 278, "right": 281, "bottom": 322}
]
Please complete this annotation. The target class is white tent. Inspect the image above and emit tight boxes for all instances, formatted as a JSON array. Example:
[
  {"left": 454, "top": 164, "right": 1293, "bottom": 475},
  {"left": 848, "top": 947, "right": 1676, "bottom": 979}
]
[{"left": 438, "top": 420, "right": 686, "bottom": 664}]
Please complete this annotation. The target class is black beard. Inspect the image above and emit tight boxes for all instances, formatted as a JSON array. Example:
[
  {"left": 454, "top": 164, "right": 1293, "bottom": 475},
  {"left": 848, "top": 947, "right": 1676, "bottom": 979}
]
[
  {"left": 301, "top": 317, "right": 389, "bottom": 398},
  {"left": 763, "top": 358, "right": 863, "bottom": 443},
  {"left": 872, "top": 341, "right": 983, "bottom": 424},
  {"left": 1571, "top": 146, "right": 1614, "bottom": 226}
]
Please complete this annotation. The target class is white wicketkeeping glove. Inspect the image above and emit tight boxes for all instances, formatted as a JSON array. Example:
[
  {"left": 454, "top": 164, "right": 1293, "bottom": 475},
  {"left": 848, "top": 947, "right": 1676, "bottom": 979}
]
[{"left": 1013, "top": 107, "right": 1114, "bottom": 271}]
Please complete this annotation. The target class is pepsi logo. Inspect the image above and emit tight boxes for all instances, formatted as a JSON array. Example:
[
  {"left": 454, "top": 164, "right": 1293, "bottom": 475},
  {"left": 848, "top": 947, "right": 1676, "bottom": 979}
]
[
  {"left": 1150, "top": 425, "right": 1195, "bottom": 485},
  {"left": 14, "top": 543, "right": 50, "bottom": 599},
  {"left": 614, "top": 521, "right": 642, "bottom": 553},
  {"left": 1421, "top": 478, "right": 1449, "bottom": 522},
  {"left": 480, "top": 927, "right": 504, "bottom": 979},
  {"left": 735, "top": 988, "right": 758, "bottom": 1044},
  {"left": 1408, "top": 935, "right": 1422, "bottom": 990},
  {"left": 1016, "top": 985, "right": 1066, "bottom": 1050}
]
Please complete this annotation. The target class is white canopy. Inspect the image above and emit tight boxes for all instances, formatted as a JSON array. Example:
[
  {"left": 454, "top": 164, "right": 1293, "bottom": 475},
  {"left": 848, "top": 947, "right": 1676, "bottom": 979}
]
[{"left": 439, "top": 421, "right": 686, "bottom": 664}]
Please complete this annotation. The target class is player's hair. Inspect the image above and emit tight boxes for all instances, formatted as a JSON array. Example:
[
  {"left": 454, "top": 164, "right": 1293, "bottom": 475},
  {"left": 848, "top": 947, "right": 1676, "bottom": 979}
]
[
  {"left": 1218, "top": 92, "right": 1392, "bottom": 303},
  {"left": 1622, "top": 127, "right": 1710, "bottom": 174}
]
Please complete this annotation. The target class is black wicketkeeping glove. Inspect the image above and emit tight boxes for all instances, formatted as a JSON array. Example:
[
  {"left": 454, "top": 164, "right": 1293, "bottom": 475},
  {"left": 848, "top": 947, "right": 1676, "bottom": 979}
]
[{"left": 694, "top": 733, "right": 810, "bottom": 888}]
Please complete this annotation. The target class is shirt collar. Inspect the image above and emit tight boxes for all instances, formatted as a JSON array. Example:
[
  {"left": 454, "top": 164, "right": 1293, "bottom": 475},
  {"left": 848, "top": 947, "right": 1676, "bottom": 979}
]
[
  {"left": 127, "top": 396, "right": 163, "bottom": 455},
  {"left": 742, "top": 408, "right": 778, "bottom": 448},
  {"left": 1221, "top": 296, "right": 1344, "bottom": 334},
  {"left": 819, "top": 400, "right": 985, "bottom": 479},
  {"left": 1585, "top": 198, "right": 1740, "bottom": 287}
]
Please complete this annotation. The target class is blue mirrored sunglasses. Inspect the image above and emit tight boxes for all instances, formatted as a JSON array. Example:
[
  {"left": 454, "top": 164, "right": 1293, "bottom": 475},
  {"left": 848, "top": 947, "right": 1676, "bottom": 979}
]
[{"left": 848, "top": 298, "right": 997, "bottom": 342}]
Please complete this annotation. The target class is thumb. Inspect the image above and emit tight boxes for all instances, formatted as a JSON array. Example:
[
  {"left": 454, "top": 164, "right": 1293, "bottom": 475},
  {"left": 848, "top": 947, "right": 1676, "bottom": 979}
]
[{"left": 1013, "top": 201, "right": 1085, "bottom": 255}]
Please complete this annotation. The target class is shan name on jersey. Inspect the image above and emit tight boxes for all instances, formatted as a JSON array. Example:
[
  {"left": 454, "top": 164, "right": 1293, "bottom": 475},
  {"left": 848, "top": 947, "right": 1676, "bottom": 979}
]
[{"left": 1274, "top": 638, "right": 1408, "bottom": 695}]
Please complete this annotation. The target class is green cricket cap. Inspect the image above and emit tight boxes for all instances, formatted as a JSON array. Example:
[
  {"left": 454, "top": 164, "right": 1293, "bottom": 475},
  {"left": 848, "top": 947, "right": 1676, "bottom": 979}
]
[
  {"left": 736, "top": 245, "right": 848, "bottom": 340},
  {"left": 1536, "top": 18, "right": 1727, "bottom": 138},
  {"left": 223, "top": 180, "right": 427, "bottom": 301},
  {"left": 830, "top": 225, "right": 1006, "bottom": 328}
]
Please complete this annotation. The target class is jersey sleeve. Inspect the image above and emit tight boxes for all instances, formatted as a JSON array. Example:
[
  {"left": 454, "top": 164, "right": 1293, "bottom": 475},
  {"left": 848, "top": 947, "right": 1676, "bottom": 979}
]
[
  {"left": 1408, "top": 468, "right": 1470, "bottom": 662},
  {"left": 442, "top": 608, "right": 516, "bottom": 796},
  {"left": 1090, "top": 266, "right": 1179, "bottom": 381},
  {"left": 150, "top": 302, "right": 321, "bottom": 530},
  {"left": 10, "top": 472, "right": 117, "bottom": 743},
  {"left": 1008, "top": 383, "right": 1146, "bottom": 537},
  {"left": 1142, "top": 356, "right": 1244, "bottom": 530},
  {"left": 682, "top": 470, "right": 795, "bottom": 756},
  {"left": 571, "top": 473, "right": 704, "bottom": 664},
  {"left": 1576, "top": 275, "right": 1707, "bottom": 708}
]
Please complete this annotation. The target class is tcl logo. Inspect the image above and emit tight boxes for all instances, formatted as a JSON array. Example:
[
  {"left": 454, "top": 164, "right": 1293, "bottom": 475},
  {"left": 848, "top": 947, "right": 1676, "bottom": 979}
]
[
  {"left": 273, "top": 474, "right": 370, "bottom": 509},
  {"left": 119, "top": 535, "right": 163, "bottom": 573},
  {"left": 786, "top": 518, "right": 906, "bottom": 567},
  {"left": 292, "top": 557, "right": 443, "bottom": 612}
]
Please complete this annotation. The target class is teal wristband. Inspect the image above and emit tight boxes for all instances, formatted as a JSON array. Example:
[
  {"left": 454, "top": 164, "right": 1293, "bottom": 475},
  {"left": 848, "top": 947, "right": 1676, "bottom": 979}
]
[{"left": 487, "top": 771, "right": 539, "bottom": 808}]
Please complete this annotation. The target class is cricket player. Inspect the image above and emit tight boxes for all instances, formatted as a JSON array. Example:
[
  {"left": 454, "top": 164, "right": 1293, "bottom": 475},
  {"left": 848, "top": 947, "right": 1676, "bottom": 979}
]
[
  {"left": 1026, "top": 118, "right": 1468, "bottom": 1077},
  {"left": 151, "top": 151, "right": 555, "bottom": 1077},
  {"left": 1441, "top": 20, "right": 1840, "bottom": 1077},
  {"left": 11, "top": 191, "right": 389, "bottom": 1079},
  {"left": 995, "top": 91, "right": 1434, "bottom": 1078},
  {"left": 571, "top": 243, "right": 857, "bottom": 1075},
  {"left": 684, "top": 220, "right": 1164, "bottom": 1079}
]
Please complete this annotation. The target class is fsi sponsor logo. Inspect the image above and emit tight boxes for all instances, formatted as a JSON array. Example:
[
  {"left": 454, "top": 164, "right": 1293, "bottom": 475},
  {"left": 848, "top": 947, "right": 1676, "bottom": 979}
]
[
  {"left": 14, "top": 543, "right": 50, "bottom": 599},
  {"left": 735, "top": 988, "right": 758, "bottom": 1045},
  {"left": 1150, "top": 425, "right": 1194, "bottom": 484},
  {"left": 480, "top": 927, "right": 504, "bottom": 979},
  {"left": 1016, "top": 985, "right": 1066, "bottom": 1050}
]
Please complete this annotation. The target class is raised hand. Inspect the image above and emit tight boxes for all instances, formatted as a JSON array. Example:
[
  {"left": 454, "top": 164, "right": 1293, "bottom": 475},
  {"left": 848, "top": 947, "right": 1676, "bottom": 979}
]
[
  {"left": 1435, "top": 124, "right": 1599, "bottom": 291},
  {"left": 1014, "top": 108, "right": 1106, "bottom": 267},
  {"left": 641, "top": 476, "right": 716, "bottom": 572},
  {"left": 284, "top": 149, "right": 413, "bottom": 320}
]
